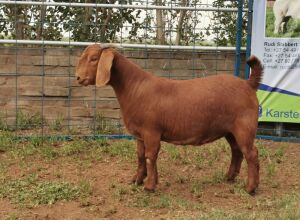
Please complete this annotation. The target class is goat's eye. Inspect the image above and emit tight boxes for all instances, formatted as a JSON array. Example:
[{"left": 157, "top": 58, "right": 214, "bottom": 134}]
[{"left": 90, "top": 57, "right": 98, "bottom": 62}]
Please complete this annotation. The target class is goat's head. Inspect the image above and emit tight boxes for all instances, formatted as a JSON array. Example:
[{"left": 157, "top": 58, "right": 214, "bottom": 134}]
[{"left": 75, "top": 43, "right": 116, "bottom": 87}]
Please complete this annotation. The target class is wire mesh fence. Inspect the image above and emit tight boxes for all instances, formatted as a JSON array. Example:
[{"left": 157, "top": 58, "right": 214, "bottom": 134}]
[{"left": 0, "top": 0, "right": 299, "bottom": 141}]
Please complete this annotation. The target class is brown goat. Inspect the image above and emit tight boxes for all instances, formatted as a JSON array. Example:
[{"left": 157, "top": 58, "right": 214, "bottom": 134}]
[{"left": 76, "top": 44, "right": 263, "bottom": 194}]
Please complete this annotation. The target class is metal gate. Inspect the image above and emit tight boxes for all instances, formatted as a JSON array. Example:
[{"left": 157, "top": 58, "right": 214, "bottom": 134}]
[{"left": 0, "top": 0, "right": 299, "bottom": 141}]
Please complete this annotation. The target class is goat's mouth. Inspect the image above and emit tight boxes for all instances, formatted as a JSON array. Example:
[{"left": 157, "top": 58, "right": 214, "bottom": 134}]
[{"left": 78, "top": 78, "right": 90, "bottom": 86}]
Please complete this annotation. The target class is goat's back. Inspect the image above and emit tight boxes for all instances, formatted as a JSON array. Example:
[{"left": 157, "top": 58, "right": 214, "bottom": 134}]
[{"left": 125, "top": 74, "right": 259, "bottom": 145}]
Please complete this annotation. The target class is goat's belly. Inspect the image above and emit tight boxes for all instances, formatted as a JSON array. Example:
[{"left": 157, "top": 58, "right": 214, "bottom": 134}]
[
  {"left": 287, "top": 8, "right": 300, "bottom": 19},
  {"left": 161, "top": 133, "right": 224, "bottom": 146}
]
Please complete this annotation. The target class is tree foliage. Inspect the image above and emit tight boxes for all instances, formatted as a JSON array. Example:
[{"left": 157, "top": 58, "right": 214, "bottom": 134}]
[
  {"left": 0, "top": 0, "right": 141, "bottom": 42},
  {"left": 209, "top": 0, "right": 248, "bottom": 46},
  {"left": 0, "top": 2, "right": 61, "bottom": 40},
  {"left": 0, "top": 0, "right": 248, "bottom": 46}
]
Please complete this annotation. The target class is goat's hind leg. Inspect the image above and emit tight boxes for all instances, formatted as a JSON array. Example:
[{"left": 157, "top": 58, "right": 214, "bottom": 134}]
[
  {"left": 131, "top": 139, "right": 147, "bottom": 185},
  {"left": 233, "top": 129, "right": 260, "bottom": 195},
  {"left": 244, "top": 144, "right": 259, "bottom": 194},
  {"left": 281, "top": 16, "right": 291, "bottom": 33},
  {"left": 225, "top": 134, "right": 244, "bottom": 182}
]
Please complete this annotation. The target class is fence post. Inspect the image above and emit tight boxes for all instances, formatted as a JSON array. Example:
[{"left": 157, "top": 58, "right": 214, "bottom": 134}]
[
  {"left": 245, "top": 0, "right": 254, "bottom": 79},
  {"left": 234, "top": 0, "right": 244, "bottom": 77}
]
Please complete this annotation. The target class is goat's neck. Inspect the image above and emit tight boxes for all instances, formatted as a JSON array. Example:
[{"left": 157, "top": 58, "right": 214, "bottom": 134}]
[{"left": 109, "top": 53, "right": 151, "bottom": 111}]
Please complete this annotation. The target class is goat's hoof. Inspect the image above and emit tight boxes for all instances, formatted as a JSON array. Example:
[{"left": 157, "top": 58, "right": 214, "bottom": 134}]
[
  {"left": 131, "top": 174, "right": 146, "bottom": 185},
  {"left": 226, "top": 172, "right": 238, "bottom": 183},
  {"left": 143, "top": 186, "right": 155, "bottom": 193},
  {"left": 226, "top": 177, "right": 236, "bottom": 183},
  {"left": 246, "top": 186, "right": 257, "bottom": 196}
]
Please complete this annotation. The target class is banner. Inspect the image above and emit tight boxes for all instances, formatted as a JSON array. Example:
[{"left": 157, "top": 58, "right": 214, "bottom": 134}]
[{"left": 251, "top": 0, "right": 300, "bottom": 123}]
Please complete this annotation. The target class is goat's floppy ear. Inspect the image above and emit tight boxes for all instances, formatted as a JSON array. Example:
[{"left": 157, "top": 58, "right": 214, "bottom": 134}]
[{"left": 96, "top": 49, "right": 114, "bottom": 87}]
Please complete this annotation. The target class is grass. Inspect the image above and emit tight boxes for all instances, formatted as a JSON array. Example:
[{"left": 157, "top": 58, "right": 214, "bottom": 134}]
[
  {"left": 98, "top": 139, "right": 136, "bottom": 160},
  {"left": 48, "top": 115, "right": 64, "bottom": 131},
  {"left": 265, "top": 7, "right": 300, "bottom": 38},
  {"left": 0, "top": 131, "right": 299, "bottom": 219},
  {"left": 211, "top": 169, "right": 226, "bottom": 184},
  {"left": 0, "top": 111, "right": 10, "bottom": 131},
  {"left": 0, "top": 175, "right": 81, "bottom": 207},
  {"left": 0, "top": 131, "right": 14, "bottom": 152},
  {"left": 0, "top": 110, "right": 122, "bottom": 135},
  {"left": 131, "top": 190, "right": 200, "bottom": 210},
  {"left": 93, "top": 113, "right": 121, "bottom": 134},
  {"left": 16, "top": 111, "right": 45, "bottom": 130},
  {"left": 0, "top": 110, "right": 45, "bottom": 131}
]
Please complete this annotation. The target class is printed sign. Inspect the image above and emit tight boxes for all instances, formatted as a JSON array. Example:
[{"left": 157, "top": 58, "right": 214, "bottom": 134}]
[{"left": 251, "top": 0, "right": 300, "bottom": 123}]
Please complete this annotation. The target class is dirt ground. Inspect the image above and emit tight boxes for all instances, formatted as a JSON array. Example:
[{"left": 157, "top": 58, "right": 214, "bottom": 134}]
[{"left": 0, "top": 133, "right": 299, "bottom": 220}]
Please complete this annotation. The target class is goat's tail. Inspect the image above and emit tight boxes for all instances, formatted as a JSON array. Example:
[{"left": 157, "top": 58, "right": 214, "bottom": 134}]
[{"left": 247, "top": 55, "right": 263, "bottom": 90}]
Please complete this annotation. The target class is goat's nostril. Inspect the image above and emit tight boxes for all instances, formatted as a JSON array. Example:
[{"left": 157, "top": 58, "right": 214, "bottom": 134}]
[{"left": 77, "top": 76, "right": 80, "bottom": 80}]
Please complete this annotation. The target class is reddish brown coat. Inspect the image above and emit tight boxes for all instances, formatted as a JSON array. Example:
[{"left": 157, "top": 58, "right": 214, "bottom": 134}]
[{"left": 76, "top": 44, "right": 262, "bottom": 194}]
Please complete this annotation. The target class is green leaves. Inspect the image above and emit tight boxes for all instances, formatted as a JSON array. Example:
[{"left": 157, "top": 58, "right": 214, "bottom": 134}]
[{"left": 0, "top": 175, "right": 81, "bottom": 207}]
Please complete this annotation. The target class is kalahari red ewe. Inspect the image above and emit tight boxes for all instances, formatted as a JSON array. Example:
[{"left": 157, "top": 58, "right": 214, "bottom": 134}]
[{"left": 76, "top": 44, "right": 263, "bottom": 194}]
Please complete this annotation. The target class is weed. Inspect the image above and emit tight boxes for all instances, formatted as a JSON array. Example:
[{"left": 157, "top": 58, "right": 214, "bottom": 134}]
[
  {"left": 38, "top": 145, "right": 58, "bottom": 160},
  {"left": 0, "top": 161, "right": 8, "bottom": 178},
  {"left": 257, "top": 144, "right": 270, "bottom": 159},
  {"left": 94, "top": 113, "right": 119, "bottom": 134},
  {"left": 95, "top": 138, "right": 109, "bottom": 147},
  {"left": 191, "top": 180, "right": 203, "bottom": 198},
  {"left": 61, "top": 141, "right": 83, "bottom": 156},
  {"left": 164, "top": 144, "right": 182, "bottom": 161},
  {"left": 49, "top": 116, "right": 64, "bottom": 131},
  {"left": 274, "top": 145, "right": 286, "bottom": 158},
  {"left": 113, "top": 185, "right": 129, "bottom": 202},
  {"left": 198, "top": 208, "right": 252, "bottom": 220},
  {"left": 9, "top": 143, "right": 37, "bottom": 160},
  {"left": 100, "top": 140, "right": 135, "bottom": 160},
  {"left": 33, "top": 182, "right": 80, "bottom": 205},
  {"left": 255, "top": 193, "right": 300, "bottom": 219},
  {"left": 176, "top": 175, "right": 190, "bottom": 184},
  {"left": 132, "top": 193, "right": 151, "bottom": 208},
  {"left": 0, "top": 174, "right": 81, "bottom": 206},
  {"left": 175, "top": 197, "right": 202, "bottom": 210},
  {"left": 195, "top": 152, "right": 204, "bottom": 169},
  {"left": 211, "top": 169, "right": 225, "bottom": 184},
  {"left": 0, "top": 111, "right": 10, "bottom": 131},
  {"left": 266, "top": 160, "right": 276, "bottom": 177},
  {"left": 181, "top": 146, "right": 191, "bottom": 164},
  {"left": 30, "top": 136, "right": 46, "bottom": 147},
  {"left": 230, "top": 181, "right": 248, "bottom": 196},
  {"left": 153, "top": 194, "right": 171, "bottom": 209},
  {"left": 206, "top": 146, "right": 221, "bottom": 166},
  {"left": 16, "top": 111, "right": 45, "bottom": 130},
  {"left": 3, "top": 214, "right": 20, "bottom": 220},
  {"left": 274, "top": 145, "right": 286, "bottom": 163},
  {"left": 276, "top": 193, "right": 300, "bottom": 210},
  {"left": 78, "top": 179, "right": 93, "bottom": 197},
  {"left": 104, "top": 206, "right": 118, "bottom": 217},
  {"left": 0, "top": 131, "right": 15, "bottom": 152}
]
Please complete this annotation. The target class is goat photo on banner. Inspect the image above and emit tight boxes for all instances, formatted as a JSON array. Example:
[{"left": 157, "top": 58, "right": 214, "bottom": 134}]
[
  {"left": 252, "top": 0, "right": 300, "bottom": 123},
  {"left": 265, "top": 0, "right": 300, "bottom": 37}
]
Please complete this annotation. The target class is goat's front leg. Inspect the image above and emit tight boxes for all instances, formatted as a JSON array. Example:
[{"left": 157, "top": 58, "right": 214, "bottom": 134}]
[
  {"left": 131, "top": 139, "right": 147, "bottom": 185},
  {"left": 144, "top": 136, "right": 161, "bottom": 192}
]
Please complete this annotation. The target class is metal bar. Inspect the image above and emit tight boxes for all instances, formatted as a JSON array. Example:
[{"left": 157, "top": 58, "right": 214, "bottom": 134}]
[
  {"left": 256, "top": 135, "right": 300, "bottom": 143},
  {"left": 244, "top": 0, "right": 254, "bottom": 79},
  {"left": 234, "top": 0, "right": 244, "bottom": 77},
  {"left": 15, "top": 134, "right": 135, "bottom": 142},
  {"left": 14, "top": 4, "right": 18, "bottom": 133},
  {"left": 14, "top": 134, "right": 300, "bottom": 143},
  {"left": 0, "top": 1, "right": 247, "bottom": 12},
  {"left": 0, "top": 39, "right": 246, "bottom": 51}
]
